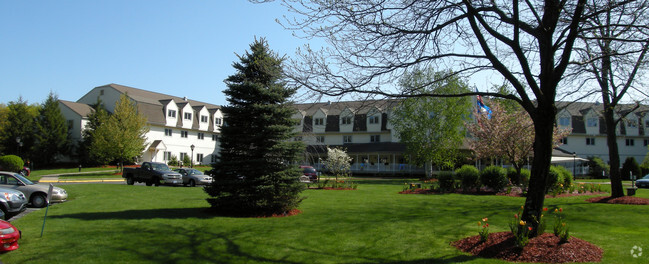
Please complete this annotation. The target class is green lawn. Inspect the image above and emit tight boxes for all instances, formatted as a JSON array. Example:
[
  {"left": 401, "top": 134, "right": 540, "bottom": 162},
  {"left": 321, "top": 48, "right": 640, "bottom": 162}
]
[{"left": 2, "top": 182, "right": 649, "bottom": 263}]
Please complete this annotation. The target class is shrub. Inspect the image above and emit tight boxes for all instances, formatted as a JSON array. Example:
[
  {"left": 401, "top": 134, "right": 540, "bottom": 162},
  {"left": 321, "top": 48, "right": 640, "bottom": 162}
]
[
  {"left": 506, "top": 167, "right": 521, "bottom": 185},
  {"left": 587, "top": 156, "right": 609, "bottom": 179},
  {"left": 520, "top": 168, "right": 531, "bottom": 188},
  {"left": 437, "top": 171, "right": 456, "bottom": 192},
  {"left": 620, "top": 157, "right": 641, "bottom": 180},
  {"left": 480, "top": 166, "right": 508, "bottom": 192},
  {"left": 554, "top": 165, "right": 573, "bottom": 187},
  {"left": 168, "top": 155, "right": 179, "bottom": 166},
  {"left": 456, "top": 165, "right": 480, "bottom": 191},
  {"left": 0, "top": 155, "right": 24, "bottom": 172},
  {"left": 546, "top": 166, "right": 563, "bottom": 193}
]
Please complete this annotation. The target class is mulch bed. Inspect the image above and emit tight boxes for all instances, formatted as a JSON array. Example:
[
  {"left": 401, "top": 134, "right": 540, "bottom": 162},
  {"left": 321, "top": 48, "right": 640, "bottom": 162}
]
[
  {"left": 586, "top": 195, "right": 649, "bottom": 205},
  {"left": 399, "top": 187, "right": 608, "bottom": 199},
  {"left": 452, "top": 232, "right": 603, "bottom": 263}
]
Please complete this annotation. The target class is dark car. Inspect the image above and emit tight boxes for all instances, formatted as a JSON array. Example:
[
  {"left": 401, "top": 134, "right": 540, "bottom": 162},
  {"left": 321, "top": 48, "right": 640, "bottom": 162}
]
[
  {"left": 636, "top": 174, "right": 649, "bottom": 188},
  {"left": 299, "top": 166, "right": 318, "bottom": 182}
]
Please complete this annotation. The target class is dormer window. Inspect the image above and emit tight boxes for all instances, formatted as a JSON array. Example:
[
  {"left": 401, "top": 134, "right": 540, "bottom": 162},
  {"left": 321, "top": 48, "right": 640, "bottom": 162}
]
[
  {"left": 341, "top": 116, "right": 352, "bottom": 125},
  {"left": 587, "top": 117, "right": 598, "bottom": 127},
  {"left": 558, "top": 116, "right": 570, "bottom": 126},
  {"left": 215, "top": 118, "right": 222, "bottom": 125},
  {"left": 314, "top": 118, "right": 324, "bottom": 126},
  {"left": 369, "top": 116, "right": 380, "bottom": 124},
  {"left": 200, "top": 115, "right": 208, "bottom": 123},
  {"left": 627, "top": 120, "right": 637, "bottom": 128},
  {"left": 184, "top": 112, "right": 192, "bottom": 120},
  {"left": 168, "top": 110, "right": 176, "bottom": 118}
]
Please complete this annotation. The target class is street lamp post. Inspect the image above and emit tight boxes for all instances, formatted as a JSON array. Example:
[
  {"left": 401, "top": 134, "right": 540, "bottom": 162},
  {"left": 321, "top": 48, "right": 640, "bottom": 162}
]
[
  {"left": 190, "top": 144, "right": 195, "bottom": 168},
  {"left": 572, "top": 152, "right": 576, "bottom": 177},
  {"left": 15, "top": 137, "right": 22, "bottom": 157}
]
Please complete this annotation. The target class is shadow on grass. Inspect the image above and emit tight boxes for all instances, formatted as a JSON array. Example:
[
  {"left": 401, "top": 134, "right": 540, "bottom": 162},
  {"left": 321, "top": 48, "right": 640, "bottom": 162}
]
[
  {"left": 49, "top": 207, "right": 215, "bottom": 220},
  {"left": 102, "top": 223, "right": 480, "bottom": 264}
]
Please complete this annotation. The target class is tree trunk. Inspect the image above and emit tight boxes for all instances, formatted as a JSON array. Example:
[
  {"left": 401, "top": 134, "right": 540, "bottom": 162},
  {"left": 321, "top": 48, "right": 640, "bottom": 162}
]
[
  {"left": 603, "top": 105, "right": 624, "bottom": 197},
  {"left": 425, "top": 161, "right": 433, "bottom": 179},
  {"left": 522, "top": 105, "right": 556, "bottom": 238}
]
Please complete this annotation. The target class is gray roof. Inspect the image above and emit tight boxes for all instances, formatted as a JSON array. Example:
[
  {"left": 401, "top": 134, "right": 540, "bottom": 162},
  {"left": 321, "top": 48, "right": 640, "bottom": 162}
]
[{"left": 59, "top": 100, "right": 94, "bottom": 117}]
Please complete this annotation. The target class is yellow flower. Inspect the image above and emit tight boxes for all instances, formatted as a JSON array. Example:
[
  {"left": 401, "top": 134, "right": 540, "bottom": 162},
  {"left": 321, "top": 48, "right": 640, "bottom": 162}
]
[
  {"left": 519, "top": 220, "right": 526, "bottom": 226},
  {"left": 478, "top": 221, "right": 482, "bottom": 226},
  {"left": 482, "top": 218, "right": 488, "bottom": 222}
]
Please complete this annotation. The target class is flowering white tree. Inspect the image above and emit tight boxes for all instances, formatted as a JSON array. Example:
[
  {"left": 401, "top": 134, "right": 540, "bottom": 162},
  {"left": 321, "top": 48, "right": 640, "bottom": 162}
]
[{"left": 323, "top": 147, "right": 352, "bottom": 181}]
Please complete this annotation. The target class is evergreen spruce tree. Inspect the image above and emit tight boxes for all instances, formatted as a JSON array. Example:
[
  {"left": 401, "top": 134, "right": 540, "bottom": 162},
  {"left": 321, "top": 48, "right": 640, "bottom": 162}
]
[
  {"left": 33, "top": 92, "right": 70, "bottom": 165},
  {"left": 205, "top": 38, "right": 305, "bottom": 216},
  {"left": 79, "top": 99, "right": 110, "bottom": 165}
]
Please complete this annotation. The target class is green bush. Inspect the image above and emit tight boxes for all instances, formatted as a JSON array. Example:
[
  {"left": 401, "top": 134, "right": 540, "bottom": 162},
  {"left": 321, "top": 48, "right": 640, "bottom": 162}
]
[
  {"left": 506, "top": 167, "right": 520, "bottom": 185},
  {"left": 480, "top": 166, "right": 508, "bottom": 192},
  {"left": 455, "top": 165, "right": 480, "bottom": 191},
  {"left": 546, "top": 165, "right": 573, "bottom": 193},
  {"left": 168, "top": 155, "right": 179, "bottom": 166},
  {"left": 520, "top": 168, "right": 531, "bottom": 188},
  {"left": 437, "top": 171, "right": 456, "bottom": 192},
  {"left": 0, "top": 155, "right": 24, "bottom": 172},
  {"left": 587, "top": 156, "right": 609, "bottom": 179},
  {"left": 621, "top": 157, "right": 641, "bottom": 180},
  {"left": 554, "top": 165, "right": 573, "bottom": 187}
]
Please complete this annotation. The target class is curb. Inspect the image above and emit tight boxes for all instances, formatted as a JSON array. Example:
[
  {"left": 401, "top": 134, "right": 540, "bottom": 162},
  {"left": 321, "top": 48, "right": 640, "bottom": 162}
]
[{"left": 39, "top": 179, "right": 125, "bottom": 183}]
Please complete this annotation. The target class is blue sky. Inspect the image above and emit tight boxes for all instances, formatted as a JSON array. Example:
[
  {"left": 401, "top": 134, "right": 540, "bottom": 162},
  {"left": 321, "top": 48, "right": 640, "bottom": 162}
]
[{"left": 0, "top": 1, "right": 318, "bottom": 106}]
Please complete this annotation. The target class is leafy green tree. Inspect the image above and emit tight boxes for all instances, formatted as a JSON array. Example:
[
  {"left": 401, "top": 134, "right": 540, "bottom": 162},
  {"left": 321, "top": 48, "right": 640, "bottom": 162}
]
[
  {"left": 204, "top": 38, "right": 305, "bottom": 216},
  {"left": 90, "top": 94, "right": 149, "bottom": 165},
  {"left": 620, "top": 157, "right": 641, "bottom": 181},
  {"left": 587, "top": 156, "right": 610, "bottom": 179},
  {"left": 0, "top": 98, "right": 38, "bottom": 160},
  {"left": 80, "top": 99, "right": 110, "bottom": 165},
  {"left": 0, "top": 104, "right": 7, "bottom": 154},
  {"left": 391, "top": 69, "right": 472, "bottom": 178},
  {"left": 323, "top": 147, "right": 352, "bottom": 181},
  {"left": 33, "top": 92, "right": 70, "bottom": 165}
]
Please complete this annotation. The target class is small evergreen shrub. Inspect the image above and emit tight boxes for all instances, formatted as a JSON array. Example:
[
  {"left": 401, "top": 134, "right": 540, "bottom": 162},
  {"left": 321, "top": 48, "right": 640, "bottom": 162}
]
[
  {"left": 437, "top": 171, "right": 456, "bottom": 192},
  {"left": 168, "top": 155, "right": 179, "bottom": 166},
  {"left": 456, "top": 165, "right": 480, "bottom": 191},
  {"left": 554, "top": 165, "right": 573, "bottom": 187},
  {"left": 587, "top": 156, "right": 609, "bottom": 179},
  {"left": 621, "top": 157, "right": 641, "bottom": 180},
  {"left": 0, "top": 155, "right": 24, "bottom": 172},
  {"left": 520, "top": 168, "right": 531, "bottom": 188},
  {"left": 506, "top": 167, "right": 521, "bottom": 185},
  {"left": 480, "top": 166, "right": 508, "bottom": 192}
]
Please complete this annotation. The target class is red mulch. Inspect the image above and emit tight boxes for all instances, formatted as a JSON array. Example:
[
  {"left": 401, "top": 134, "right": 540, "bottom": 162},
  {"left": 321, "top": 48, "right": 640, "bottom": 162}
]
[
  {"left": 586, "top": 195, "right": 649, "bottom": 205},
  {"left": 399, "top": 188, "right": 608, "bottom": 199},
  {"left": 452, "top": 232, "right": 603, "bottom": 263},
  {"left": 257, "top": 209, "right": 302, "bottom": 218}
]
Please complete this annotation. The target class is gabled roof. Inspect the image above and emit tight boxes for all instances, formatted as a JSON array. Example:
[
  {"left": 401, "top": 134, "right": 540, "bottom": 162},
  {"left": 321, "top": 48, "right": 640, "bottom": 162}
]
[
  {"left": 59, "top": 100, "right": 94, "bottom": 117},
  {"left": 294, "top": 99, "right": 400, "bottom": 116},
  {"left": 96, "top": 83, "right": 221, "bottom": 110}
]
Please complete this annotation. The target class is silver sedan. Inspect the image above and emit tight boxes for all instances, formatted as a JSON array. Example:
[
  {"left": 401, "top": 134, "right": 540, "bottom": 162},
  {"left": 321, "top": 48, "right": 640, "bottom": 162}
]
[
  {"left": 173, "top": 168, "right": 213, "bottom": 187},
  {"left": 0, "top": 171, "right": 67, "bottom": 208}
]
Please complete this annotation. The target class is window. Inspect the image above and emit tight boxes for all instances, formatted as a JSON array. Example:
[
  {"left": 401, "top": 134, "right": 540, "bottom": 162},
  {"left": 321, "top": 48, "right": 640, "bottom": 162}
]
[
  {"left": 316, "top": 136, "right": 325, "bottom": 143},
  {"left": 200, "top": 115, "right": 208, "bottom": 123},
  {"left": 211, "top": 155, "right": 218, "bottom": 163},
  {"left": 215, "top": 118, "right": 222, "bottom": 125},
  {"left": 343, "top": 135, "right": 352, "bottom": 143},
  {"left": 184, "top": 112, "right": 192, "bottom": 120},
  {"left": 212, "top": 134, "right": 219, "bottom": 141},
  {"left": 197, "top": 132, "right": 204, "bottom": 140},
  {"left": 67, "top": 120, "right": 73, "bottom": 130},
  {"left": 626, "top": 139, "right": 635, "bottom": 146},
  {"left": 100, "top": 89, "right": 104, "bottom": 96},
  {"left": 369, "top": 116, "right": 379, "bottom": 124},
  {"left": 560, "top": 138, "right": 568, "bottom": 144},
  {"left": 341, "top": 116, "right": 352, "bottom": 125},
  {"left": 586, "top": 138, "right": 595, "bottom": 145},
  {"left": 196, "top": 154, "right": 204, "bottom": 164},
  {"left": 644, "top": 139, "right": 649, "bottom": 147},
  {"left": 559, "top": 116, "right": 570, "bottom": 126},
  {"left": 180, "top": 152, "right": 187, "bottom": 161},
  {"left": 165, "top": 128, "right": 173, "bottom": 136},
  {"left": 587, "top": 118, "right": 598, "bottom": 127},
  {"left": 646, "top": 120, "right": 649, "bottom": 128},
  {"left": 370, "top": 135, "right": 380, "bottom": 142},
  {"left": 168, "top": 109, "right": 176, "bottom": 118},
  {"left": 164, "top": 151, "right": 172, "bottom": 161},
  {"left": 314, "top": 118, "right": 324, "bottom": 126},
  {"left": 627, "top": 120, "right": 637, "bottom": 128},
  {"left": 181, "top": 131, "right": 188, "bottom": 138}
]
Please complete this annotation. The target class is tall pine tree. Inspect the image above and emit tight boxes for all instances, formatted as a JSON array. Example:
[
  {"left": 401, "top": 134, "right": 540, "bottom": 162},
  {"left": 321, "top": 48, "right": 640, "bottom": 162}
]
[
  {"left": 34, "top": 92, "right": 70, "bottom": 165},
  {"left": 205, "top": 38, "right": 305, "bottom": 216}
]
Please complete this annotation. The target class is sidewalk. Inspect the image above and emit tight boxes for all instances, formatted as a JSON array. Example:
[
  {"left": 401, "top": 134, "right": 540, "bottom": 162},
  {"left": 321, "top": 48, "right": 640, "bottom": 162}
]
[{"left": 38, "top": 170, "right": 124, "bottom": 183}]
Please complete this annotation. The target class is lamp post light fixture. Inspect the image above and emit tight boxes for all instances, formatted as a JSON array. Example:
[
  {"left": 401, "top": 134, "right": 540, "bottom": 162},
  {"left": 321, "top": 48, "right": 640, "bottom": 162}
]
[
  {"left": 190, "top": 144, "right": 195, "bottom": 168},
  {"left": 15, "top": 137, "right": 22, "bottom": 157}
]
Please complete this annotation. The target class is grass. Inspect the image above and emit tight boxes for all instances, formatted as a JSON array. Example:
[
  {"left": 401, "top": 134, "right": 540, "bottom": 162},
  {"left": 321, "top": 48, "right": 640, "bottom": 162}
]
[
  {"left": 57, "top": 172, "right": 123, "bottom": 180},
  {"left": 2, "top": 181, "right": 649, "bottom": 263}
]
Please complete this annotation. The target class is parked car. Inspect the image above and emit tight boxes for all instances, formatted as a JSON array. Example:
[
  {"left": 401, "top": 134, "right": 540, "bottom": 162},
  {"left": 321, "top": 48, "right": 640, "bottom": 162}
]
[
  {"left": 0, "top": 219, "right": 21, "bottom": 252},
  {"left": 0, "top": 187, "right": 27, "bottom": 220},
  {"left": 299, "top": 166, "right": 318, "bottom": 182},
  {"left": 122, "top": 162, "right": 183, "bottom": 186},
  {"left": 0, "top": 171, "right": 67, "bottom": 208},
  {"left": 636, "top": 174, "right": 649, "bottom": 188},
  {"left": 173, "top": 168, "right": 213, "bottom": 187}
]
